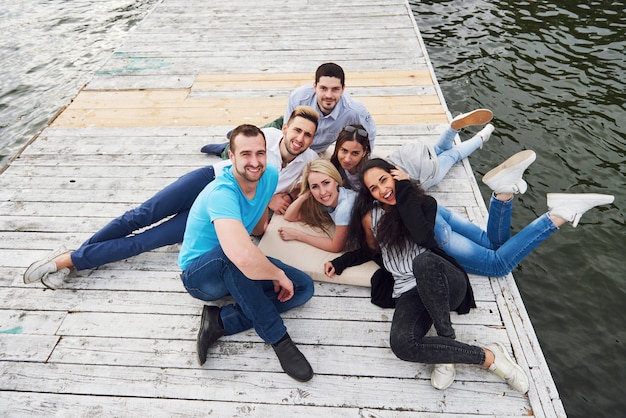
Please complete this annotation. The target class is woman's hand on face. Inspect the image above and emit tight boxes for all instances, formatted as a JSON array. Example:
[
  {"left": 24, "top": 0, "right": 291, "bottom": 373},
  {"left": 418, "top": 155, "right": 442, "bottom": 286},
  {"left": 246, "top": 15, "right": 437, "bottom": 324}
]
[
  {"left": 324, "top": 261, "right": 336, "bottom": 277},
  {"left": 278, "top": 226, "right": 299, "bottom": 242},
  {"left": 390, "top": 167, "right": 410, "bottom": 182}
]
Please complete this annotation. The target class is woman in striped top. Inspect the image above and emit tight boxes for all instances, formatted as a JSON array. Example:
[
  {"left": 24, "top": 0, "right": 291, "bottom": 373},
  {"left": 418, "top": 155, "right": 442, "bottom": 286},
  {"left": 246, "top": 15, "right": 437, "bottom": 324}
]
[{"left": 349, "top": 158, "right": 530, "bottom": 393}]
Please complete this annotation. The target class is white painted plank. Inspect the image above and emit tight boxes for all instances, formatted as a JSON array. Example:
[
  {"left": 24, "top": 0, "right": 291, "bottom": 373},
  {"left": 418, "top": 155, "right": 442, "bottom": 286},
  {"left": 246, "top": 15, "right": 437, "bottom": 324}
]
[{"left": 0, "top": 363, "right": 531, "bottom": 416}]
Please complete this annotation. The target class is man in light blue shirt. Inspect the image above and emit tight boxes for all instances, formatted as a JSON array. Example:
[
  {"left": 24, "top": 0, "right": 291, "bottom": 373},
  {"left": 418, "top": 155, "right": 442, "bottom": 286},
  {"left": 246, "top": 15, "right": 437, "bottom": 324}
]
[
  {"left": 285, "top": 62, "right": 376, "bottom": 153},
  {"left": 201, "top": 62, "right": 376, "bottom": 156}
]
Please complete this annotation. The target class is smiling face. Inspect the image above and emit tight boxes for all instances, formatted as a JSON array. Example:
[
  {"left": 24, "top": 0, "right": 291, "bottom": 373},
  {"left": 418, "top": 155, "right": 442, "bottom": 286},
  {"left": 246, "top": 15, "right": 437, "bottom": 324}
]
[
  {"left": 307, "top": 171, "right": 340, "bottom": 208},
  {"left": 314, "top": 76, "right": 344, "bottom": 115},
  {"left": 337, "top": 139, "right": 366, "bottom": 174},
  {"left": 281, "top": 115, "right": 316, "bottom": 158},
  {"left": 363, "top": 167, "right": 397, "bottom": 206},
  {"left": 229, "top": 133, "right": 266, "bottom": 184}
]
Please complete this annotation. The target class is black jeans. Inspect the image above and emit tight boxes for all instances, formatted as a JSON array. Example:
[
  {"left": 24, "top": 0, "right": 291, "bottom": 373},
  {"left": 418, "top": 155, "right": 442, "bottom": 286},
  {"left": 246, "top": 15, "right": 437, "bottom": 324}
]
[{"left": 389, "top": 251, "right": 485, "bottom": 365}]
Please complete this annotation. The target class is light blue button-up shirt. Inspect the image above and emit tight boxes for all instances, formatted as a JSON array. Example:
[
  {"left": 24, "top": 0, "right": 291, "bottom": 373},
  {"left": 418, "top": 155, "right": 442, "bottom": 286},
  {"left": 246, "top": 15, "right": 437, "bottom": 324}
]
[{"left": 284, "top": 85, "right": 377, "bottom": 153}]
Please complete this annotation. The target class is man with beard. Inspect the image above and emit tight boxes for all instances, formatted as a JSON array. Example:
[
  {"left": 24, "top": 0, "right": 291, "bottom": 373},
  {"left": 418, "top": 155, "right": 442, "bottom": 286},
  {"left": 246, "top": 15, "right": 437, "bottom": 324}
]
[
  {"left": 178, "top": 124, "right": 315, "bottom": 382},
  {"left": 23, "top": 107, "right": 319, "bottom": 289},
  {"left": 201, "top": 62, "right": 376, "bottom": 155}
]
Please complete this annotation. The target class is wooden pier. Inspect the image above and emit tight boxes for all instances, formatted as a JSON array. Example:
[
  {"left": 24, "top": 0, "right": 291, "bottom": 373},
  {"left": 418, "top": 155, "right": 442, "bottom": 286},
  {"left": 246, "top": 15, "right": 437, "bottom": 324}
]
[{"left": 0, "top": 0, "right": 566, "bottom": 416}]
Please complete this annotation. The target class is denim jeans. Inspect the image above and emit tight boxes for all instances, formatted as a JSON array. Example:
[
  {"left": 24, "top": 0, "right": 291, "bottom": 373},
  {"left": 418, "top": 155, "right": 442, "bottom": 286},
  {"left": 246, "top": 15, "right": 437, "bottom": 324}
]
[
  {"left": 389, "top": 251, "right": 485, "bottom": 365},
  {"left": 180, "top": 245, "right": 314, "bottom": 345},
  {"left": 431, "top": 127, "right": 484, "bottom": 187},
  {"left": 435, "top": 194, "right": 559, "bottom": 277},
  {"left": 71, "top": 166, "right": 216, "bottom": 270}
]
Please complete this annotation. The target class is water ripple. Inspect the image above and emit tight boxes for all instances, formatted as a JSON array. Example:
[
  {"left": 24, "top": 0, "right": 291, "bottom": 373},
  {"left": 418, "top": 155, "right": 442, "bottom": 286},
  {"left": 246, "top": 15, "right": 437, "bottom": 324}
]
[{"left": 411, "top": 1, "right": 625, "bottom": 416}]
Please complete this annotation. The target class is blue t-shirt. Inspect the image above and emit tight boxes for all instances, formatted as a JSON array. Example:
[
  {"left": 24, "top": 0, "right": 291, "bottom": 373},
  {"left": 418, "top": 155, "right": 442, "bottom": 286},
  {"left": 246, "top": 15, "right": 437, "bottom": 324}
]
[
  {"left": 326, "top": 187, "right": 357, "bottom": 226},
  {"left": 178, "top": 165, "right": 279, "bottom": 270}
]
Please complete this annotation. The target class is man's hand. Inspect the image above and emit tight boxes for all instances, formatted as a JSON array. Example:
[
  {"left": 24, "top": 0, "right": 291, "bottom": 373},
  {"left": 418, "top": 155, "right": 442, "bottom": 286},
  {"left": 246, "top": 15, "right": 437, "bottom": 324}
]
[
  {"left": 268, "top": 193, "right": 292, "bottom": 215},
  {"left": 324, "top": 261, "right": 336, "bottom": 278},
  {"left": 273, "top": 275, "right": 294, "bottom": 302}
]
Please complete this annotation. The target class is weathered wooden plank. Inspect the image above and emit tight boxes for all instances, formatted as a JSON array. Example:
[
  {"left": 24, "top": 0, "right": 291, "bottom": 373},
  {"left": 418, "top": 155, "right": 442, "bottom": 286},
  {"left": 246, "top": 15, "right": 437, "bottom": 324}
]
[
  {"left": 0, "top": 334, "right": 59, "bottom": 361},
  {"left": 0, "top": 265, "right": 495, "bottom": 305},
  {"left": 51, "top": 95, "right": 446, "bottom": 128},
  {"left": 0, "top": 286, "right": 500, "bottom": 324},
  {"left": 192, "top": 69, "right": 434, "bottom": 88},
  {"left": 50, "top": 314, "right": 506, "bottom": 354},
  {"left": 64, "top": 91, "right": 441, "bottom": 110},
  {"left": 48, "top": 336, "right": 505, "bottom": 384},
  {"left": 0, "top": 310, "right": 67, "bottom": 334},
  {"left": 0, "top": 363, "right": 530, "bottom": 416},
  {"left": 0, "top": 392, "right": 442, "bottom": 418}
]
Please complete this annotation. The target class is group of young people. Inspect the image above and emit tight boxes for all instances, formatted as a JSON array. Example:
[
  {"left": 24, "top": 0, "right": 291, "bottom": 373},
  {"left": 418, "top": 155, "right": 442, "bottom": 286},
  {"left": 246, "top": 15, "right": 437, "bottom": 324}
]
[{"left": 23, "top": 63, "right": 614, "bottom": 392}]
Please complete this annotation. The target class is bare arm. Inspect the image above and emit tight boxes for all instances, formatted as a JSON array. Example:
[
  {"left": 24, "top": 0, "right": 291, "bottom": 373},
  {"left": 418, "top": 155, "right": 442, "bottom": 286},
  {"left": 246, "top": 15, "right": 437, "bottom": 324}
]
[
  {"left": 283, "top": 191, "right": 309, "bottom": 222},
  {"left": 215, "top": 218, "right": 294, "bottom": 301},
  {"left": 251, "top": 207, "right": 270, "bottom": 236},
  {"left": 362, "top": 211, "right": 379, "bottom": 252},
  {"left": 279, "top": 224, "right": 349, "bottom": 253}
]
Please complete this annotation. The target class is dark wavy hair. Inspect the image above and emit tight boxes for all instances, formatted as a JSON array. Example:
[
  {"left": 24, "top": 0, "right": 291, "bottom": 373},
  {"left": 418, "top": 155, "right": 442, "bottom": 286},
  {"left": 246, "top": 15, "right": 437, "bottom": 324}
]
[
  {"left": 347, "top": 158, "right": 426, "bottom": 252},
  {"left": 330, "top": 124, "right": 371, "bottom": 189}
]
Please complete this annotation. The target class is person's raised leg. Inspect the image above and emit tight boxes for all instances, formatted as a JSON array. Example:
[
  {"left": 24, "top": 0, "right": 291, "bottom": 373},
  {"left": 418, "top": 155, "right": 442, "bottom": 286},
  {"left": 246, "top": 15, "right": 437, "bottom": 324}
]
[
  {"left": 432, "top": 125, "right": 494, "bottom": 186},
  {"left": 435, "top": 109, "right": 494, "bottom": 153}
]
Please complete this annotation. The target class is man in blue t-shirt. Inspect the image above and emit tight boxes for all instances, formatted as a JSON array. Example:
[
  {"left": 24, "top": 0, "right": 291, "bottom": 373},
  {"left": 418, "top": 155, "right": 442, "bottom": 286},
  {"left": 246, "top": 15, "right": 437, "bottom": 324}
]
[{"left": 179, "top": 124, "right": 315, "bottom": 382}]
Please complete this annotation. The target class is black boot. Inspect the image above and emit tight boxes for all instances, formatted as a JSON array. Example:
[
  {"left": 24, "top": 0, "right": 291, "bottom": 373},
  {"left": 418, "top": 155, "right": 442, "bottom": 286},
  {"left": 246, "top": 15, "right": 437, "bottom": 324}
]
[
  {"left": 200, "top": 142, "right": 228, "bottom": 156},
  {"left": 197, "top": 305, "right": 225, "bottom": 365},
  {"left": 272, "top": 333, "right": 313, "bottom": 382}
]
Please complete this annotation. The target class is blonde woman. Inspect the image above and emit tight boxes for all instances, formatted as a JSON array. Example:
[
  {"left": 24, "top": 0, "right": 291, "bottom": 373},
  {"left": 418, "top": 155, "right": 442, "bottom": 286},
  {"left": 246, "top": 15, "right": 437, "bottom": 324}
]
[{"left": 278, "top": 159, "right": 355, "bottom": 252}]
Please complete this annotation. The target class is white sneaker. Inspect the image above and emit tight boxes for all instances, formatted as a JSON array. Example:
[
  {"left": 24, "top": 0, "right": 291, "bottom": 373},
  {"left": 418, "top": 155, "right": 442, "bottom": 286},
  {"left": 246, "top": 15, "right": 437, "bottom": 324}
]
[
  {"left": 482, "top": 150, "right": 536, "bottom": 194},
  {"left": 450, "top": 109, "right": 493, "bottom": 131},
  {"left": 431, "top": 363, "right": 456, "bottom": 390},
  {"left": 476, "top": 123, "right": 495, "bottom": 148},
  {"left": 42, "top": 268, "right": 71, "bottom": 290},
  {"left": 23, "top": 246, "right": 68, "bottom": 284},
  {"left": 547, "top": 193, "right": 615, "bottom": 228},
  {"left": 485, "top": 342, "right": 529, "bottom": 394}
]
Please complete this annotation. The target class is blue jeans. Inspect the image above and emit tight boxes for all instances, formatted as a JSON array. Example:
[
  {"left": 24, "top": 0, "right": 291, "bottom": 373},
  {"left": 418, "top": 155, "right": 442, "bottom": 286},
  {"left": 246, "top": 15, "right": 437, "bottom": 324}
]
[
  {"left": 431, "top": 127, "right": 483, "bottom": 187},
  {"left": 71, "top": 166, "right": 216, "bottom": 270},
  {"left": 434, "top": 194, "right": 559, "bottom": 277},
  {"left": 180, "top": 245, "right": 314, "bottom": 345},
  {"left": 390, "top": 251, "right": 485, "bottom": 365}
]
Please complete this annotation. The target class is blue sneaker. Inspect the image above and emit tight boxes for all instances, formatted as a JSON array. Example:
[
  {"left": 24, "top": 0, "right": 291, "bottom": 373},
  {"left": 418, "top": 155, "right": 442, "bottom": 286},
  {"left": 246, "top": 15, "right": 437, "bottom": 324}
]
[{"left": 200, "top": 142, "right": 228, "bottom": 156}]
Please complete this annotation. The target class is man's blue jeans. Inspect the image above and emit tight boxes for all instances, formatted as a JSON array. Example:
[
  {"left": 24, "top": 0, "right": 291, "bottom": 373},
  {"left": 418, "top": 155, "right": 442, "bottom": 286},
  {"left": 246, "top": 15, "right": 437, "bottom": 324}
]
[
  {"left": 71, "top": 166, "right": 216, "bottom": 270},
  {"left": 435, "top": 194, "right": 558, "bottom": 277},
  {"left": 180, "top": 245, "right": 314, "bottom": 345}
]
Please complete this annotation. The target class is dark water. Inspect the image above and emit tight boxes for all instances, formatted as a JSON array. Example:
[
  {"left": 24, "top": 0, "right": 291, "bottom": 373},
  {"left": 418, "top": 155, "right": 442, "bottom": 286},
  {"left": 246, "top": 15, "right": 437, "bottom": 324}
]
[
  {"left": 409, "top": 1, "right": 625, "bottom": 416},
  {"left": 0, "top": 0, "right": 159, "bottom": 168},
  {"left": 1, "top": 1, "right": 624, "bottom": 416}
]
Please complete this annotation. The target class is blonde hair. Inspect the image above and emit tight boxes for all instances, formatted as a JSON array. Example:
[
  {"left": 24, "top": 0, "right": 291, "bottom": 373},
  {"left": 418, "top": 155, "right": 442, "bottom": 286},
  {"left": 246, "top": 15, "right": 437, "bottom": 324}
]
[
  {"left": 286, "top": 105, "right": 319, "bottom": 129},
  {"left": 298, "top": 159, "right": 343, "bottom": 235}
]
